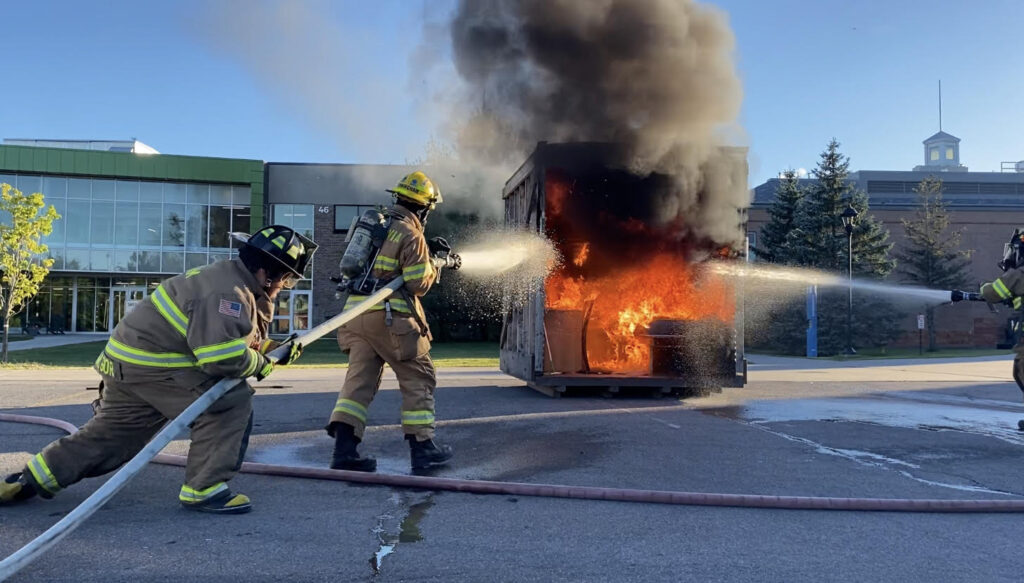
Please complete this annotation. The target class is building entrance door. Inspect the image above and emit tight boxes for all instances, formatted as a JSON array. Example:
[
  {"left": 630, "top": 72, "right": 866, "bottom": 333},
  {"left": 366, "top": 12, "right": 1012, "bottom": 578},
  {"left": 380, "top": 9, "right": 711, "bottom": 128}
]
[
  {"left": 271, "top": 290, "right": 312, "bottom": 335},
  {"left": 111, "top": 286, "right": 148, "bottom": 330}
]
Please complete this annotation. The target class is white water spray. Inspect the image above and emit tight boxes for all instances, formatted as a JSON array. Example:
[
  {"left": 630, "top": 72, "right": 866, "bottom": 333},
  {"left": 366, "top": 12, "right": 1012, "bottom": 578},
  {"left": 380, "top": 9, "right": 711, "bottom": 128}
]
[
  {"left": 457, "top": 231, "right": 558, "bottom": 279},
  {"left": 707, "top": 262, "right": 954, "bottom": 304}
]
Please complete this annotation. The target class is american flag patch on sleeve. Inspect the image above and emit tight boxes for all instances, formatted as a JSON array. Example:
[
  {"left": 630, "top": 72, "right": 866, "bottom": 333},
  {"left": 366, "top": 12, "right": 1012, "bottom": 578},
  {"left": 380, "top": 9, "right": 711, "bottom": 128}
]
[{"left": 218, "top": 299, "right": 243, "bottom": 318}]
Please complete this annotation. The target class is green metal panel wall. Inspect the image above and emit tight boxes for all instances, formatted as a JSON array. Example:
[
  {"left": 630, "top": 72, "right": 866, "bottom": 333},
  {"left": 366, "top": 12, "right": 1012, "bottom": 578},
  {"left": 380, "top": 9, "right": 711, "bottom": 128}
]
[{"left": 0, "top": 145, "right": 265, "bottom": 225}]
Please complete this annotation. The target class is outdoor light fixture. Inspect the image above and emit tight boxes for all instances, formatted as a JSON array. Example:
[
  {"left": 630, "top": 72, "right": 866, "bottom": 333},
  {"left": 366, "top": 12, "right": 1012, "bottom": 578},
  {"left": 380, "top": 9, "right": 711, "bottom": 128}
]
[{"left": 840, "top": 204, "right": 858, "bottom": 355}]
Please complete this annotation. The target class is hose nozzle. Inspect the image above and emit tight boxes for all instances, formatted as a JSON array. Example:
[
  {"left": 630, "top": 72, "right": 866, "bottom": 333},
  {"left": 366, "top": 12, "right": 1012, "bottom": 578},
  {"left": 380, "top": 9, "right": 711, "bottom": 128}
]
[{"left": 950, "top": 290, "right": 982, "bottom": 302}]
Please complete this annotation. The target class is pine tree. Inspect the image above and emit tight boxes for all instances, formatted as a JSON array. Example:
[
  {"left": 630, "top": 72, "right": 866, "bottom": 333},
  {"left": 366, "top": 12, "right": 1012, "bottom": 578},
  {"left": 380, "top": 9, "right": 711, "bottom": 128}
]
[
  {"left": 895, "top": 176, "right": 971, "bottom": 350},
  {"left": 756, "top": 169, "right": 804, "bottom": 263},
  {"left": 756, "top": 139, "right": 901, "bottom": 355}
]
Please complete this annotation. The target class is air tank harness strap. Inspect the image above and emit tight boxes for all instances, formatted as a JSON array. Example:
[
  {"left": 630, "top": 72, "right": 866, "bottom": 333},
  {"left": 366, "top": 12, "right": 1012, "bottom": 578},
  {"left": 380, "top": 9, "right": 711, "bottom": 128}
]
[{"left": 384, "top": 301, "right": 393, "bottom": 327}]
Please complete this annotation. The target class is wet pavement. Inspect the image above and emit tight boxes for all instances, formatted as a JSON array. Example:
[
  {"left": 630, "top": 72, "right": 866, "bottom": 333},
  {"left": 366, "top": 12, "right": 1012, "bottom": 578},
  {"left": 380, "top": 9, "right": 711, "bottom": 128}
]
[{"left": 3, "top": 359, "right": 1024, "bottom": 581}]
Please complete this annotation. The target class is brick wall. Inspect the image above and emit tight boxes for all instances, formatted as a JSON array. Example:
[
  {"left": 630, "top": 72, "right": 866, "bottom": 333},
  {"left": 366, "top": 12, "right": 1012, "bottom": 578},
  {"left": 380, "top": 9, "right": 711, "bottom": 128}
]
[{"left": 312, "top": 206, "right": 347, "bottom": 326}]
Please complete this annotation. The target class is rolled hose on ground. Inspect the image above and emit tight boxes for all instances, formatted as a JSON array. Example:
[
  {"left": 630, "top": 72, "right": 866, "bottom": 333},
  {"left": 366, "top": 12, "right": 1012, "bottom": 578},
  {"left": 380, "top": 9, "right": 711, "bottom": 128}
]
[{"left": 4, "top": 412, "right": 1024, "bottom": 514}]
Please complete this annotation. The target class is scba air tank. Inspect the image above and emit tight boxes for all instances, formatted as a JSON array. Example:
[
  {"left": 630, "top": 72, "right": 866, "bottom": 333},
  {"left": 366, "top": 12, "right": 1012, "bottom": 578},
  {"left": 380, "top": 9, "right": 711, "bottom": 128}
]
[{"left": 339, "top": 208, "right": 389, "bottom": 279}]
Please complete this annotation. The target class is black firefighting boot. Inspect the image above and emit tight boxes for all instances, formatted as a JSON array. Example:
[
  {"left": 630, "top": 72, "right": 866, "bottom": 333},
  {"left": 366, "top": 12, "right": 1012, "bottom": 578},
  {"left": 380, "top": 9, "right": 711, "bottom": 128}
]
[
  {"left": 0, "top": 473, "right": 39, "bottom": 505},
  {"left": 407, "top": 435, "right": 453, "bottom": 470},
  {"left": 330, "top": 423, "right": 377, "bottom": 472}
]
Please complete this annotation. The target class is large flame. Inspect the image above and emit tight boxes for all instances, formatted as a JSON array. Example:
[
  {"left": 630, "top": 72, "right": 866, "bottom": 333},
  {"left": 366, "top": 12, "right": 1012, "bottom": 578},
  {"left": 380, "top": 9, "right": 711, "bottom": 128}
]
[{"left": 545, "top": 255, "right": 734, "bottom": 373}]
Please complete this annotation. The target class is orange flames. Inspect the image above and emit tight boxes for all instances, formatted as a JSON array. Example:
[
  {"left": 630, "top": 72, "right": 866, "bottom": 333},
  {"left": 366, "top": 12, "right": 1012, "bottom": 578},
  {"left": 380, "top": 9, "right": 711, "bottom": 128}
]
[{"left": 545, "top": 254, "right": 735, "bottom": 374}]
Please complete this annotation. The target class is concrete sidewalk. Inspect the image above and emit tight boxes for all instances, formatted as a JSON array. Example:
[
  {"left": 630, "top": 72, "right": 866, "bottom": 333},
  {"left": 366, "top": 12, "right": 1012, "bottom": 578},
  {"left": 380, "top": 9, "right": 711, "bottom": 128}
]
[{"left": 3, "top": 333, "right": 107, "bottom": 352}]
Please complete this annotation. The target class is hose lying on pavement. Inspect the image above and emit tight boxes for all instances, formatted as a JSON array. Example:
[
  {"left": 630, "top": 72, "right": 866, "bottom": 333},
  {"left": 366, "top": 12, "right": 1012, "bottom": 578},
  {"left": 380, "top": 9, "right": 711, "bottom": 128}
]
[
  {"left": 4, "top": 412, "right": 1024, "bottom": 515},
  {"left": 0, "top": 279, "right": 405, "bottom": 581}
]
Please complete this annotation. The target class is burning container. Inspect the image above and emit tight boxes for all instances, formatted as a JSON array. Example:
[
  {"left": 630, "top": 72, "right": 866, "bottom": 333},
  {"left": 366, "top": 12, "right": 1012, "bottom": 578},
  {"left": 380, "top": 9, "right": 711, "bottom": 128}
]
[{"left": 499, "top": 142, "right": 747, "bottom": 397}]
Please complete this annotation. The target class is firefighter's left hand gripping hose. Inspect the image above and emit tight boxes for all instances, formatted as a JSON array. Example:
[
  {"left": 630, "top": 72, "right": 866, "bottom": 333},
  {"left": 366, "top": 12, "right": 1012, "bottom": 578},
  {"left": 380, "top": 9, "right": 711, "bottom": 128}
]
[{"left": 0, "top": 278, "right": 407, "bottom": 581}]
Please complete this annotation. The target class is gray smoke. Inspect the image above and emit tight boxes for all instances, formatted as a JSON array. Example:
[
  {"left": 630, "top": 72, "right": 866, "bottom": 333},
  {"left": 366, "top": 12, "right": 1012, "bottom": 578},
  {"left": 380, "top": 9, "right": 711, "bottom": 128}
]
[{"left": 447, "top": 0, "right": 748, "bottom": 245}]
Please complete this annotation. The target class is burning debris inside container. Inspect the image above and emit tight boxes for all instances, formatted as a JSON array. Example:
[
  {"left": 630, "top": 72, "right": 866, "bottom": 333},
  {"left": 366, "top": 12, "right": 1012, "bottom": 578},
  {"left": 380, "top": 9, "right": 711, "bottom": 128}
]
[{"left": 540, "top": 165, "right": 737, "bottom": 375}]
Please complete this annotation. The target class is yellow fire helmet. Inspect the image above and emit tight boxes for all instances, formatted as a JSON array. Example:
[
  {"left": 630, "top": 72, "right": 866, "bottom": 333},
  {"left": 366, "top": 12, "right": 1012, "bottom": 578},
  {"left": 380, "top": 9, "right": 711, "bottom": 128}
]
[{"left": 387, "top": 171, "right": 442, "bottom": 210}]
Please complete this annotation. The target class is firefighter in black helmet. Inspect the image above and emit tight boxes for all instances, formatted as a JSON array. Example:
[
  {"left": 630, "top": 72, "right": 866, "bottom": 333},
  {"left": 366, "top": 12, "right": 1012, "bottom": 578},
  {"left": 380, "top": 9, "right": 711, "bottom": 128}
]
[
  {"left": 1, "top": 225, "right": 316, "bottom": 514},
  {"left": 978, "top": 229, "right": 1024, "bottom": 427}
]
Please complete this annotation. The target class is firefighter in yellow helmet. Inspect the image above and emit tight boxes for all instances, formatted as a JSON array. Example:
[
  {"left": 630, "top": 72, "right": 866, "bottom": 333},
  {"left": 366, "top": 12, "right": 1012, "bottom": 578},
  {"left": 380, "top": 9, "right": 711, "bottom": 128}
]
[
  {"left": 0, "top": 226, "right": 315, "bottom": 513},
  {"left": 328, "top": 170, "right": 454, "bottom": 472}
]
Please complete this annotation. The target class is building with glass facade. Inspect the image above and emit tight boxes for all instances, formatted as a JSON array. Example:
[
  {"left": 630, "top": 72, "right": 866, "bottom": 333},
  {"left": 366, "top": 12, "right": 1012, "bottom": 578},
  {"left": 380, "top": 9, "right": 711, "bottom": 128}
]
[{"left": 0, "top": 144, "right": 264, "bottom": 334}]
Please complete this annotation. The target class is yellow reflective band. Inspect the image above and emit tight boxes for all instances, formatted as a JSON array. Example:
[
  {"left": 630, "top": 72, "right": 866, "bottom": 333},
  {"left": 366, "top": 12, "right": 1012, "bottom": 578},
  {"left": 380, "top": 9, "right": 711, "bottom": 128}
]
[
  {"left": 402, "top": 262, "right": 429, "bottom": 281},
  {"left": 242, "top": 348, "right": 261, "bottom": 377},
  {"left": 343, "top": 296, "right": 411, "bottom": 313},
  {"left": 333, "top": 398, "right": 368, "bottom": 423},
  {"left": 1015, "top": 297, "right": 1022, "bottom": 310},
  {"left": 105, "top": 339, "right": 196, "bottom": 368},
  {"left": 286, "top": 244, "right": 301, "bottom": 259},
  {"left": 387, "top": 230, "right": 403, "bottom": 243},
  {"left": 271, "top": 235, "right": 287, "bottom": 249},
  {"left": 401, "top": 410, "right": 435, "bottom": 425},
  {"left": 27, "top": 454, "right": 61, "bottom": 494},
  {"left": 152, "top": 285, "right": 189, "bottom": 336},
  {"left": 260, "top": 228, "right": 274, "bottom": 237},
  {"left": 993, "top": 279, "right": 1012, "bottom": 299},
  {"left": 194, "top": 338, "right": 248, "bottom": 365},
  {"left": 179, "top": 482, "right": 228, "bottom": 503},
  {"left": 259, "top": 360, "right": 274, "bottom": 379},
  {"left": 374, "top": 256, "right": 399, "bottom": 267}
]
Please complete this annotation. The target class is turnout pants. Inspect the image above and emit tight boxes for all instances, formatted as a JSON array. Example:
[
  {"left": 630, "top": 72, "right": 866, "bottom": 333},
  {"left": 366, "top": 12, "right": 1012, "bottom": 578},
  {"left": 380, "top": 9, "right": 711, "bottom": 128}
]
[
  {"left": 1014, "top": 355, "right": 1024, "bottom": 398},
  {"left": 25, "top": 376, "right": 253, "bottom": 496},
  {"left": 331, "top": 310, "right": 436, "bottom": 440}
]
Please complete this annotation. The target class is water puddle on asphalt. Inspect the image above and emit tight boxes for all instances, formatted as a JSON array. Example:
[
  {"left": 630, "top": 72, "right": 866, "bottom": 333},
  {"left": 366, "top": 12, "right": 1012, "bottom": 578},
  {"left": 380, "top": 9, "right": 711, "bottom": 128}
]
[
  {"left": 703, "top": 393, "right": 1024, "bottom": 495},
  {"left": 370, "top": 492, "right": 434, "bottom": 575}
]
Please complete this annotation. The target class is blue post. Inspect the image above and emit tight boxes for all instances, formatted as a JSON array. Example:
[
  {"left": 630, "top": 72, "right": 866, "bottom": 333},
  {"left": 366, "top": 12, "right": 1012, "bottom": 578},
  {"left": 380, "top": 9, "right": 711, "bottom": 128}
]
[{"left": 806, "top": 285, "right": 818, "bottom": 358}]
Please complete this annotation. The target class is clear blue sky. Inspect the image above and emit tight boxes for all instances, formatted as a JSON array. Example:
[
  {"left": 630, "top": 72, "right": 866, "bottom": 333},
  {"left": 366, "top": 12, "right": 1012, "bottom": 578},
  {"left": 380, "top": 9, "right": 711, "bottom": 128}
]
[{"left": 2, "top": 0, "right": 1022, "bottom": 186}]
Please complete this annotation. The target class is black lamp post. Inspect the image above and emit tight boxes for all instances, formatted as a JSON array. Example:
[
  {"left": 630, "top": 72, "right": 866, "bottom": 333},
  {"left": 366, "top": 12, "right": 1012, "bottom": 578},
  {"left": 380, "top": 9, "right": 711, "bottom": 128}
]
[{"left": 840, "top": 205, "right": 859, "bottom": 355}]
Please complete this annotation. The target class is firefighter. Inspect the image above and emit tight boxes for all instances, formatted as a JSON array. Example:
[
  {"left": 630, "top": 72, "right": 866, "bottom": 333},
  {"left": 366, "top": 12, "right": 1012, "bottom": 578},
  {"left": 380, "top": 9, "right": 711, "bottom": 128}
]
[
  {"left": 980, "top": 229, "right": 1024, "bottom": 404},
  {"left": 328, "top": 171, "right": 453, "bottom": 472},
  {"left": 0, "top": 225, "right": 316, "bottom": 514}
]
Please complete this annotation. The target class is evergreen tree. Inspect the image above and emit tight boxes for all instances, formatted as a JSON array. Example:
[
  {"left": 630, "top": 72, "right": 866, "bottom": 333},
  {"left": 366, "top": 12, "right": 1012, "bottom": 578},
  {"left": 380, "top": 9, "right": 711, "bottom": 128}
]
[
  {"left": 756, "top": 169, "right": 804, "bottom": 263},
  {"left": 754, "top": 139, "right": 901, "bottom": 355},
  {"left": 895, "top": 176, "right": 971, "bottom": 350}
]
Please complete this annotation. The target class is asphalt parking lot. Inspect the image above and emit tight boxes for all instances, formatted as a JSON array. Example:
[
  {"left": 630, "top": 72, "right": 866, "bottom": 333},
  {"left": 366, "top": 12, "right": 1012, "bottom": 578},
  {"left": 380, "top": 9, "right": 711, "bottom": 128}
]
[{"left": 3, "top": 355, "right": 1024, "bottom": 582}]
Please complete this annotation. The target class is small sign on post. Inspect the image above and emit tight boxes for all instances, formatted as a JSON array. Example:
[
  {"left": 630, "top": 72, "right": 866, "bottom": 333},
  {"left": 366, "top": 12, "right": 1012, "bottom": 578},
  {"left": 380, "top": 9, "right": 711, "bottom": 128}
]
[{"left": 917, "top": 313, "right": 925, "bottom": 355}]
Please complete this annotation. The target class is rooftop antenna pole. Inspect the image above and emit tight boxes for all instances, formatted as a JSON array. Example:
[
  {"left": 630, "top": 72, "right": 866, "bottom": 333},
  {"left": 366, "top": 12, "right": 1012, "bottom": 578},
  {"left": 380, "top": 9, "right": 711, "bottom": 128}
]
[{"left": 938, "top": 80, "right": 942, "bottom": 131}]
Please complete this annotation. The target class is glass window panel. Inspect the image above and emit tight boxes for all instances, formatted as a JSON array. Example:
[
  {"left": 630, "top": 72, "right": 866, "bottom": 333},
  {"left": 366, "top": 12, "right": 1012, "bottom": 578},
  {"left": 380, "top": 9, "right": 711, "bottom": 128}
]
[
  {"left": 94, "top": 277, "right": 111, "bottom": 287},
  {"left": 930, "top": 148, "right": 939, "bottom": 161},
  {"left": 209, "top": 205, "right": 231, "bottom": 249},
  {"left": 292, "top": 204, "right": 314, "bottom": 236},
  {"left": 137, "top": 251, "right": 160, "bottom": 272},
  {"left": 114, "top": 250, "right": 136, "bottom": 271},
  {"left": 186, "top": 204, "right": 209, "bottom": 249},
  {"left": 140, "top": 181, "right": 162, "bottom": 202},
  {"left": 164, "top": 182, "right": 186, "bottom": 203},
  {"left": 210, "top": 185, "right": 231, "bottom": 204},
  {"left": 116, "top": 180, "right": 140, "bottom": 201},
  {"left": 0, "top": 174, "right": 15, "bottom": 188},
  {"left": 65, "top": 200, "right": 91, "bottom": 244},
  {"left": 186, "top": 184, "right": 210, "bottom": 204},
  {"left": 92, "top": 179, "right": 115, "bottom": 200},
  {"left": 68, "top": 178, "right": 91, "bottom": 198},
  {"left": 95, "top": 288, "right": 110, "bottom": 332},
  {"left": 335, "top": 205, "right": 360, "bottom": 232},
  {"left": 231, "top": 207, "right": 251, "bottom": 248},
  {"left": 91, "top": 249, "right": 112, "bottom": 271},
  {"left": 945, "top": 147, "right": 954, "bottom": 160},
  {"left": 46, "top": 247, "right": 64, "bottom": 270},
  {"left": 139, "top": 203, "right": 162, "bottom": 246},
  {"left": 162, "top": 251, "right": 184, "bottom": 273},
  {"left": 91, "top": 201, "right": 115, "bottom": 245},
  {"left": 163, "top": 204, "right": 186, "bottom": 247},
  {"left": 17, "top": 175, "right": 42, "bottom": 195},
  {"left": 42, "top": 176, "right": 67, "bottom": 199},
  {"left": 232, "top": 186, "right": 251, "bottom": 205},
  {"left": 45, "top": 199, "right": 66, "bottom": 246},
  {"left": 65, "top": 249, "right": 90, "bottom": 270},
  {"left": 273, "top": 204, "right": 291, "bottom": 224},
  {"left": 186, "top": 252, "right": 208, "bottom": 270},
  {"left": 51, "top": 286, "right": 71, "bottom": 332},
  {"left": 209, "top": 253, "right": 228, "bottom": 265},
  {"left": 114, "top": 202, "right": 139, "bottom": 246},
  {"left": 76, "top": 287, "right": 95, "bottom": 332}
]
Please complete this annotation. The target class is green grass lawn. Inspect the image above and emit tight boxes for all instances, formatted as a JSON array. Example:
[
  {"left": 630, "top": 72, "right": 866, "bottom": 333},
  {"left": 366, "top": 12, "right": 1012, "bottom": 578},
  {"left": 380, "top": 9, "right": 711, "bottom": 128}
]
[{"left": 0, "top": 340, "right": 499, "bottom": 369}]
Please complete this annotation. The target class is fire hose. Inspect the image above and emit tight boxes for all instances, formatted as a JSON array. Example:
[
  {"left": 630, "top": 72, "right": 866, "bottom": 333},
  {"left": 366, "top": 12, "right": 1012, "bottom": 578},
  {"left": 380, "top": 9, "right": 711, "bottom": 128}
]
[
  {"left": 5, "top": 278, "right": 1024, "bottom": 578},
  {"left": 0, "top": 278, "right": 407, "bottom": 580}
]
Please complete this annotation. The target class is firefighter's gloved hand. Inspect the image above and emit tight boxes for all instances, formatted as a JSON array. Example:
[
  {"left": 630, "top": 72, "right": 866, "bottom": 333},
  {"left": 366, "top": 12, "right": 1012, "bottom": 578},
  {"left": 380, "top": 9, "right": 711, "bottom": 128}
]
[
  {"left": 277, "top": 342, "right": 303, "bottom": 365},
  {"left": 428, "top": 237, "right": 451, "bottom": 256}
]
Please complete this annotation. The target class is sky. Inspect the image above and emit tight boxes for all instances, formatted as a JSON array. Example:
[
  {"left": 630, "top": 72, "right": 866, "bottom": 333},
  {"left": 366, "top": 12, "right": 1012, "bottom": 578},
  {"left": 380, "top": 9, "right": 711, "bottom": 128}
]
[{"left": 1, "top": 0, "right": 1022, "bottom": 187}]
